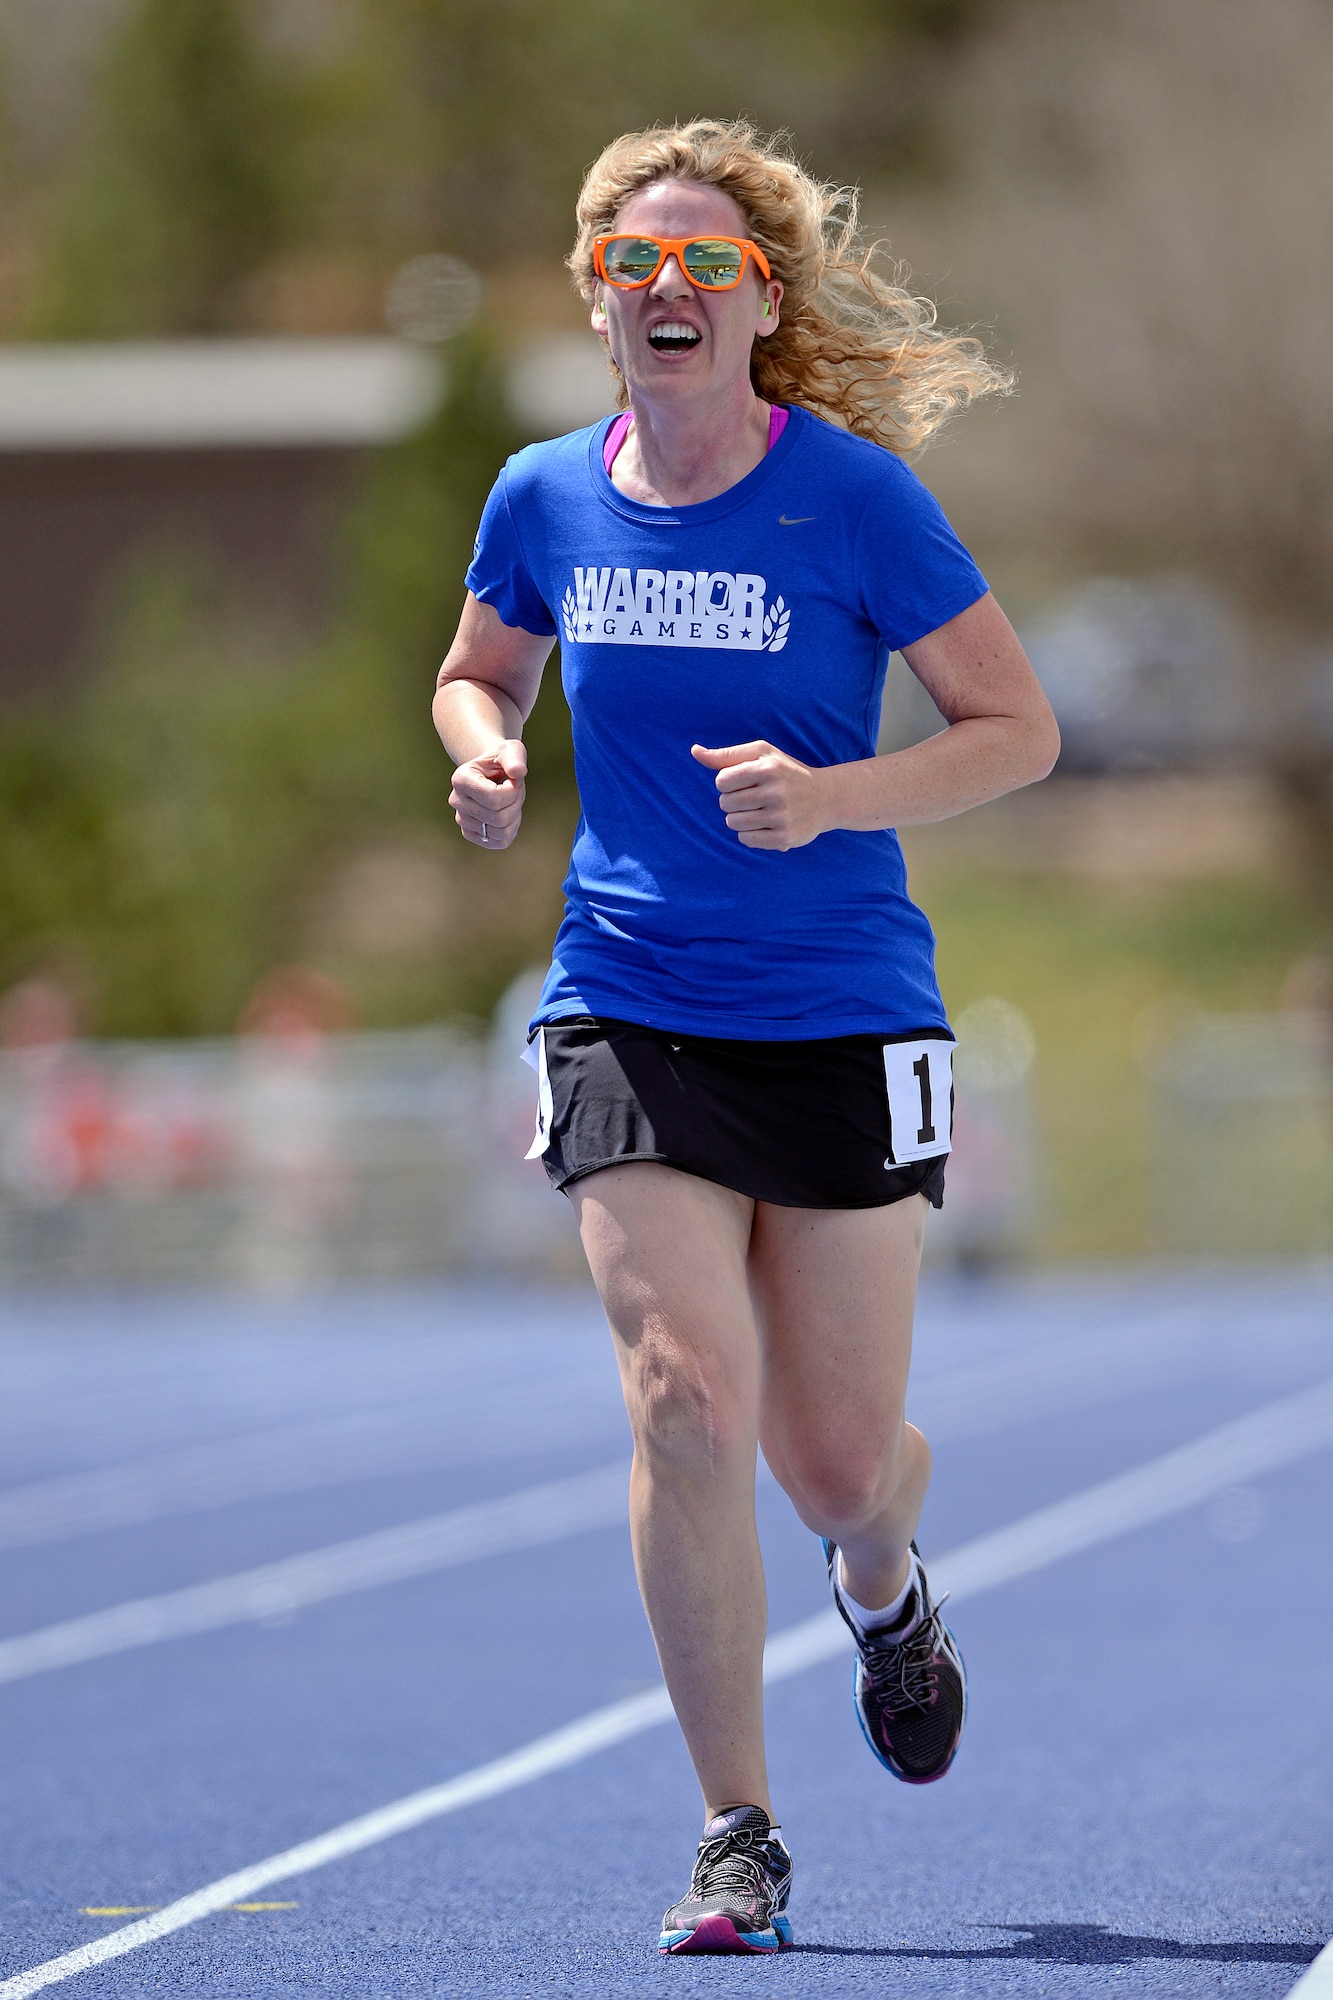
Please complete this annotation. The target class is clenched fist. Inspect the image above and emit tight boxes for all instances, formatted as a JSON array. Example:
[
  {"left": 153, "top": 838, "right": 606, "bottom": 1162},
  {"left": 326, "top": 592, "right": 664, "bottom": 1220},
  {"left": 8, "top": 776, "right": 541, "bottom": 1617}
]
[
  {"left": 450, "top": 739, "right": 527, "bottom": 849},
  {"left": 692, "top": 740, "right": 830, "bottom": 851}
]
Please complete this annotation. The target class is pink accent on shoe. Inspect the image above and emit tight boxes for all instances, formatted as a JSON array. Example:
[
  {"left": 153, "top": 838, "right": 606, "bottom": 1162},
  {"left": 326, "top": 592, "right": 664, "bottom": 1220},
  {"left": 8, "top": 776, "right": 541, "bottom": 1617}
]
[{"left": 665, "top": 1914, "right": 771, "bottom": 1955}]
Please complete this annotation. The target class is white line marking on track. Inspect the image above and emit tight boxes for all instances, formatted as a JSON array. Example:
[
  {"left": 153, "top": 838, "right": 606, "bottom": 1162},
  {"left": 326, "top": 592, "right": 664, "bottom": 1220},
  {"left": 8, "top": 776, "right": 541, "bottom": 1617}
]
[
  {"left": 0, "top": 1379, "right": 625, "bottom": 1553},
  {"left": 77, "top": 1905, "right": 295, "bottom": 1917},
  {"left": 929, "top": 1373, "right": 1333, "bottom": 1602},
  {"left": 7, "top": 1291, "right": 1323, "bottom": 1553},
  {"left": 0, "top": 1296, "right": 1269, "bottom": 1556},
  {"left": 0, "top": 1462, "right": 630, "bottom": 1686},
  {"left": 4, "top": 1376, "right": 1331, "bottom": 1999},
  {"left": 1288, "top": 1938, "right": 1333, "bottom": 1996},
  {"left": 909, "top": 1307, "right": 1236, "bottom": 1443}
]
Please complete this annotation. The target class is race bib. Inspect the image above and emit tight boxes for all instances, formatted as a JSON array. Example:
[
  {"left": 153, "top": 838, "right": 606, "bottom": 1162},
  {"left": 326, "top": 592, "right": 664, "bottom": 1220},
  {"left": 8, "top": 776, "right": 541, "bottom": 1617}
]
[{"left": 882, "top": 1038, "right": 953, "bottom": 1165}]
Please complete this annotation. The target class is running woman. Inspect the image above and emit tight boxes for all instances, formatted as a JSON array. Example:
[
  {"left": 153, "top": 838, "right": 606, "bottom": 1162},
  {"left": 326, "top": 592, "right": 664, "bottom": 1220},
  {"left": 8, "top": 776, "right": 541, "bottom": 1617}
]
[{"left": 433, "top": 119, "right": 1059, "bottom": 1955}]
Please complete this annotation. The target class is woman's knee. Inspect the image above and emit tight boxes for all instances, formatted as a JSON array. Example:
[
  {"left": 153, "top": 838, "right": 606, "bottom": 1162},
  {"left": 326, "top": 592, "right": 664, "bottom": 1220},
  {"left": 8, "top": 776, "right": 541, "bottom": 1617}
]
[
  {"left": 778, "top": 1445, "right": 890, "bottom": 1528},
  {"left": 623, "top": 1331, "right": 755, "bottom": 1477},
  {"left": 773, "top": 1419, "right": 929, "bottom": 1530}
]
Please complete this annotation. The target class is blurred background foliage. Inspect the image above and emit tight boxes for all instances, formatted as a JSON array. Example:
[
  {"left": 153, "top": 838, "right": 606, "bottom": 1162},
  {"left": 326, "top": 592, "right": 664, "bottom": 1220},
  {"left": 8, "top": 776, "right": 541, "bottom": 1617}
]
[
  {"left": 0, "top": 0, "right": 1007, "bottom": 1039},
  {"left": 0, "top": 0, "right": 1328, "bottom": 1259},
  {"left": 26, "top": 0, "right": 297, "bottom": 340},
  {"left": 0, "top": 328, "right": 575, "bottom": 1033},
  {"left": 7, "top": 0, "right": 986, "bottom": 342}
]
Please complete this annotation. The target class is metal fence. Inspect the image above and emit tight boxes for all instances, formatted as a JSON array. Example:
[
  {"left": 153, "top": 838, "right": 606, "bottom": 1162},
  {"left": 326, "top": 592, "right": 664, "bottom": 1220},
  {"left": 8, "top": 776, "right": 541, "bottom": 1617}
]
[
  {"left": 0, "top": 1026, "right": 582, "bottom": 1290},
  {"left": 0, "top": 991, "right": 1054, "bottom": 1288},
  {"left": 17, "top": 998, "right": 1322, "bottom": 1283}
]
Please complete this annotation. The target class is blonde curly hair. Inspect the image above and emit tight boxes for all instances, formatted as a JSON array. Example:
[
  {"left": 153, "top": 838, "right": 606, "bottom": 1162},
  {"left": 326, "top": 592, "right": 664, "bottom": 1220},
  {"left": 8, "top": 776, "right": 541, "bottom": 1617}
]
[{"left": 569, "top": 118, "right": 1009, "bottom": 456}]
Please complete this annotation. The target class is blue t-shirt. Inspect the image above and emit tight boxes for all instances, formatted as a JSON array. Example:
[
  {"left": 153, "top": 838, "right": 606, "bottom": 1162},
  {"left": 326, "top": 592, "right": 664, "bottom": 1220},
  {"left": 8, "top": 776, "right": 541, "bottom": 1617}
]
[{"left": 465, "top": 404, "right": 987, "bottom": 1041}]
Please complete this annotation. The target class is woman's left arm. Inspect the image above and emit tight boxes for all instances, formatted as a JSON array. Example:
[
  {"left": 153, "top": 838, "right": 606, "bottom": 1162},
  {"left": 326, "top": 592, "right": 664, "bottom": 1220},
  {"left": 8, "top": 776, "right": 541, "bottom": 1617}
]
[{"left": 692, "top": 593, "right": 1060, "bottom": 850}]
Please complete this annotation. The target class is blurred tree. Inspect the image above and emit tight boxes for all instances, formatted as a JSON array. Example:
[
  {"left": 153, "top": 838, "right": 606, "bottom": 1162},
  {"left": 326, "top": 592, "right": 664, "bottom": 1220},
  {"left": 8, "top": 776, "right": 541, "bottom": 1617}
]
[
  {"left": 344, "top": 332, "right": 573, "bottom": 802},
  {"left": 0, "top": 0, "right": 1023, "bottom": 1033},
  {"left": 896, "top": 0, "right": 1333, "bottom": 898},
  {"left": 311, "top": 328, "right": 580, "bottom": 1023},
  {"left": 26, "top": 0, "right": 294, "bottom": 335},
  {"left": 0, "top": 45, "right": 26, "bottom": 336},
  {"left": 3, "top": 0, "right": 1002, "bottom": 342},
  {"left": 302, "top": 0, "right": 995, "bottom": 277},
  {"left": 0, "top": 329, "right": 572, "bottom": 1034}
]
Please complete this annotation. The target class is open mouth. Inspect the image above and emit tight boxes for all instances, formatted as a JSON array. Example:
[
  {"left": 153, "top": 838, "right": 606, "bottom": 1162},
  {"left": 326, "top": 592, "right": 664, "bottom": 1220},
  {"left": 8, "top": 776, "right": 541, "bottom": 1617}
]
[{"left": 647, "top": 322, "right": 703, "bottom": 355}]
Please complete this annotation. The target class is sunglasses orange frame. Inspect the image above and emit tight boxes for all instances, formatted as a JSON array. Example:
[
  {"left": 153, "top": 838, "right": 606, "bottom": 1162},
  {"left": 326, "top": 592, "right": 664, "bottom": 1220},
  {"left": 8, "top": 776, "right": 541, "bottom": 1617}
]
[{"left": 593, "top": 234, "right": 772, "bottom": 291}]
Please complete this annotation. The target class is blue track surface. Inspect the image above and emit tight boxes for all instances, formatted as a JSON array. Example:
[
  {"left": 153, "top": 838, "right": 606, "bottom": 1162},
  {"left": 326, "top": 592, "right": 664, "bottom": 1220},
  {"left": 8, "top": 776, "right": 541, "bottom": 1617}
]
[{"left": 0, "top": 1269, "right": 1330, "bottom": 1996}]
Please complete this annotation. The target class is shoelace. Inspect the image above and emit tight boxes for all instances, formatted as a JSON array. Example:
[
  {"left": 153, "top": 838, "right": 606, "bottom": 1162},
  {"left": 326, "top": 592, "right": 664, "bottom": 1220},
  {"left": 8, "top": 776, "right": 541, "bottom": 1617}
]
[
  {"left": 689, "top": 1827, "right": 773, "bottom": 1905},
  {"left": 861, "top": 1593, "right": 952, "bottom": 1715}
]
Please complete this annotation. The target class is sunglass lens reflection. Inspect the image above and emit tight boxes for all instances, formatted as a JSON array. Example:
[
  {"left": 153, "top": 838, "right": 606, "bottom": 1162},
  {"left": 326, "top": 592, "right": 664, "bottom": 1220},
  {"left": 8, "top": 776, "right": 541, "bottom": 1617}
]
[
  {"left": 681, "top": 240, "right": 744, "bottom": 286},
  {"left": 602, "top": 237, "right": 661, "bottom": 284}
]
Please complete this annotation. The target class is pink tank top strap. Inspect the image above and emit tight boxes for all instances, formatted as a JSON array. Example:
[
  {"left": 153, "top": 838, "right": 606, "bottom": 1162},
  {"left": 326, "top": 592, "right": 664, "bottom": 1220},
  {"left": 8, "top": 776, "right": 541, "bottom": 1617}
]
[
  {"left": 602, "top": 411, "right": 634, "bottom": 473},
  {"left": 603, "top": 404, "right": 789, "bottom": 474}
]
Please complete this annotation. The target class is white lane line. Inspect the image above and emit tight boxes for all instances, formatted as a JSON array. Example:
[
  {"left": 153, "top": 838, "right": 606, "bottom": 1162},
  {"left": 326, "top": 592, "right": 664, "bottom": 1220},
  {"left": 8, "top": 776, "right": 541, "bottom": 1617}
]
[
  {"left": 7, "top": 1292, "right": 1325, "bottom": 1555},
  {"left": 4, "top": 1377, "right": 1331, "bottom": 2000},
  {"left": 0, "top": 1378, "right": 624, "bottom": 1553},
  {"left": 14, "top": 1356, "right": 1333, "bottom": 1690},
  {"left": 931, "top": 1373, "right": 1333, "bottom": 1600},
  {"left": 1288, "top": 1938, "right": 1333, "bottom": 1996},
  {"left": 0, "top": 1312, "right": 1209, "bottom": 1553},
  {"left": 0, "top": 1463, "right": 629, "bottom": 1687},
  {"left": 910, "top": 1306, "right": 1226, "bottom": 1443},
  {"left": 0, "top": 1685, "right": 672, "bottom": 2000}
]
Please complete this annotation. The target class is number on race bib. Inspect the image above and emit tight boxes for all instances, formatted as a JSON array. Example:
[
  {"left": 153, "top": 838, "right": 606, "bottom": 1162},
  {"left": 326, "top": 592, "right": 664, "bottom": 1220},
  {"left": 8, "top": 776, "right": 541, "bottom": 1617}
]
[{"left": 882, "top": 1039, "right": 953, "bottom": 1165}]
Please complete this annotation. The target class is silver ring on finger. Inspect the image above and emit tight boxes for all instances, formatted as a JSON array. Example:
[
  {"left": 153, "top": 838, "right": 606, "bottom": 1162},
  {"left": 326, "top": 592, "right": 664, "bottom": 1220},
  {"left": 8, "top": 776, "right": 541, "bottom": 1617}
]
[{"left": 481, "top": 822, "right": 489, "bottom": 843}]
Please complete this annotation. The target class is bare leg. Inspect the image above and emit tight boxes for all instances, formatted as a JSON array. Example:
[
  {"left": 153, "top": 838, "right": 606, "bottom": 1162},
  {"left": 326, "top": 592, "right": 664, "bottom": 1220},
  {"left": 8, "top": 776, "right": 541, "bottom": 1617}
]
[
  {"left": 571, "top": 1163, "right": 770, "bottom": 1819},
  {"left": 751, "top": 1194, "right": 931, "bottom": 1610}
]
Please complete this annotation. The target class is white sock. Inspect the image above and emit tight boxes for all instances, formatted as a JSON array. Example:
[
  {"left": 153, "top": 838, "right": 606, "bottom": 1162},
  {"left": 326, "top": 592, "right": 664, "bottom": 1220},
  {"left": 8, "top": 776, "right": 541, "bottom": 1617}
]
[{"left": 837, "top": 1550, "right": 921, "bottom": 1640}]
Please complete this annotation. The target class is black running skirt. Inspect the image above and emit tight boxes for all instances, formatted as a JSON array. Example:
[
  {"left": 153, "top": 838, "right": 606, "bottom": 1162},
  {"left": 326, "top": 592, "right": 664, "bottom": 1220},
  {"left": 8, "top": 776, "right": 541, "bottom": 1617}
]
[{"left": 530, "top": 1016, "right": 952, "bottom": 1211}]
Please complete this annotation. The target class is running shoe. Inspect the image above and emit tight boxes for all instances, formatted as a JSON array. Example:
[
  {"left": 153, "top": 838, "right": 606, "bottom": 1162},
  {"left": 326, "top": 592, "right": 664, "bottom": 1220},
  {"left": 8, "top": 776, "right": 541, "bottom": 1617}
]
[
  {"left": 658, "top": 1804, "right": 793, "bottom": 1954},
  {"left": 824, "top": 1538, "right": 967, "bottom": 1783}
]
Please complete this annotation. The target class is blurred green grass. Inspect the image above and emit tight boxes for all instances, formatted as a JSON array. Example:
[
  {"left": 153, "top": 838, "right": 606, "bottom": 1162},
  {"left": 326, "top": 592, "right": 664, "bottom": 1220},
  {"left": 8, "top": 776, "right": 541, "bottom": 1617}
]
[{"left": 919, "top": 865, "right": 1325, "bottom": 1258}]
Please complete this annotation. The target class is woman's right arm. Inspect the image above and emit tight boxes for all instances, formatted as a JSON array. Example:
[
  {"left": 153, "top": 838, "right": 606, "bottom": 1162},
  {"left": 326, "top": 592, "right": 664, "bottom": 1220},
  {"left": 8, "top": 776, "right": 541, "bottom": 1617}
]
[{"left": 433, "top": 592, "right": 556, "bottom": 850}]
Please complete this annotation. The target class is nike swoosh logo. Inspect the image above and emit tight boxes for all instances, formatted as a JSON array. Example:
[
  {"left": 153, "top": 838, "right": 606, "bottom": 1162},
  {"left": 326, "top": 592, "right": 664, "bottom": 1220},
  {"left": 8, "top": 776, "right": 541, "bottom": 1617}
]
[{"left": 779, "top": 514, "right": 816, "bottom": 525}]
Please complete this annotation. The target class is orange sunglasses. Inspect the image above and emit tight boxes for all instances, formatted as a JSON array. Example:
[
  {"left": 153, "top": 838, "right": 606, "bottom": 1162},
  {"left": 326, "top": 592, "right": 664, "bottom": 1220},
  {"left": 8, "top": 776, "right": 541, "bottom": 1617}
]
[{"left": 593, "top": 234, "right": 772, "bottom": 292}]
